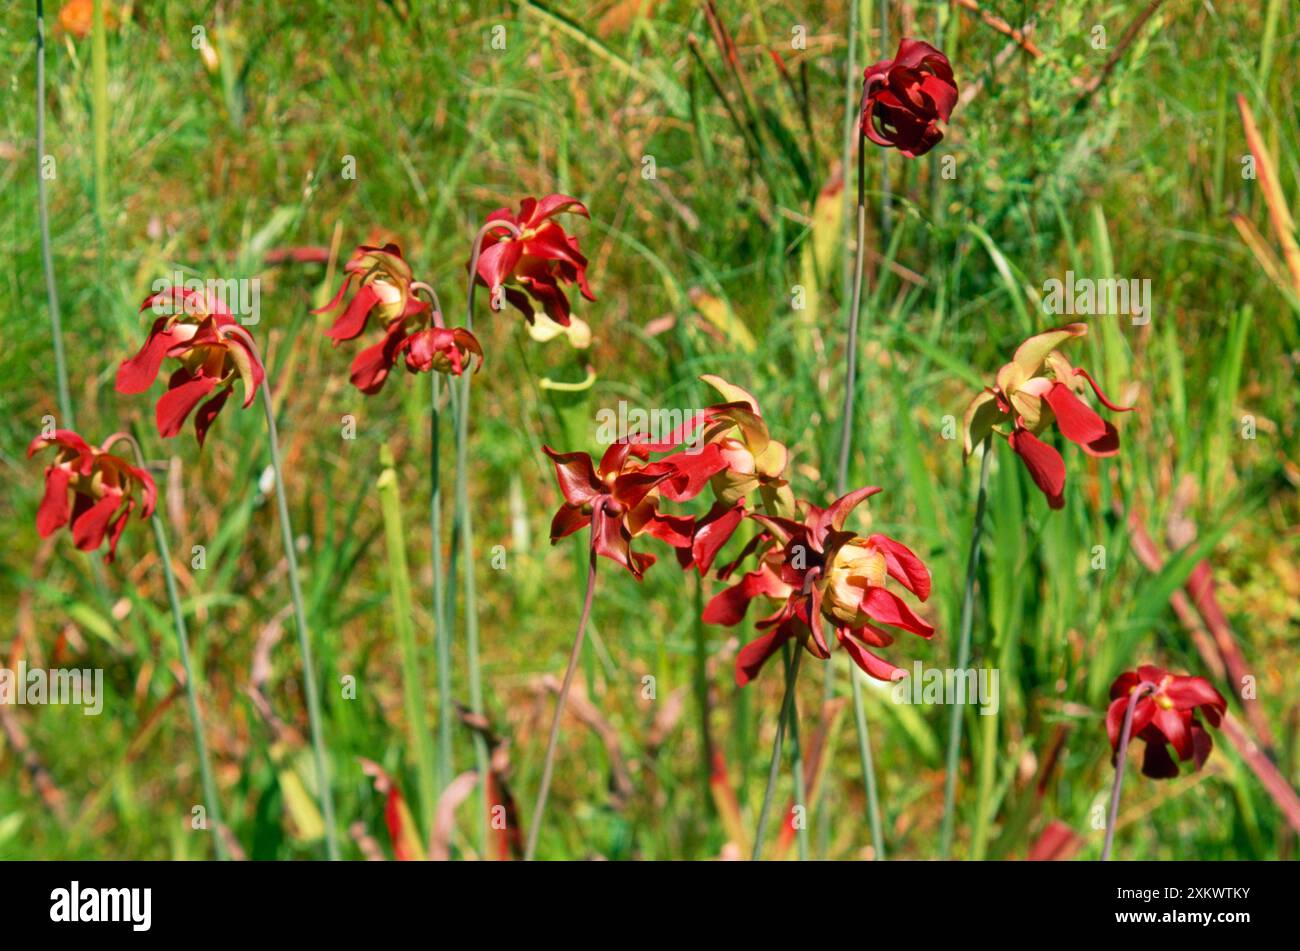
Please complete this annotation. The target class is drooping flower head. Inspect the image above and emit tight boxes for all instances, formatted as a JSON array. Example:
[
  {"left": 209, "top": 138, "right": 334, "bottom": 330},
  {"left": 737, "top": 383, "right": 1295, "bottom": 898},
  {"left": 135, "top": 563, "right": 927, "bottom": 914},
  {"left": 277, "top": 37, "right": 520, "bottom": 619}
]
[
  {"left": 1106, "top": 666, "right": 1226, "bottom": 779},
  {"left": 543, "top": 442, "right": 696, "bottom": 579},
  {"left": 962, "top": 323, "right": 1133, "bottom": 508},
  {"left": 474, "top": 195, "right": 595, "bottom": 327},
  {"left": 314, "top": 243, "right": 481, "bottom": 392},
  {"left": 703, "top": 487, "right": 934, "bottom": 686},
  {"left": 29, "top": 430, "right": 157, "bottom": 563},
  {"left": 860, "top": 38, "right": 957, "bottom": 158},
  {"left": 116, "top": 288, "right": 265, "bottom": 445}
]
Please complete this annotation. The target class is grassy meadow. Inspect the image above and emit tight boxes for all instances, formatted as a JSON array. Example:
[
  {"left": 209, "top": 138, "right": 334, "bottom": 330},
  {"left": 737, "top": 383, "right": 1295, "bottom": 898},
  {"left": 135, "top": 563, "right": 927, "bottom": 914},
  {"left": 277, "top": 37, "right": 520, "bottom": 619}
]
[{"left": 1, "top": 0, "right": 1297, "bottom": 861}]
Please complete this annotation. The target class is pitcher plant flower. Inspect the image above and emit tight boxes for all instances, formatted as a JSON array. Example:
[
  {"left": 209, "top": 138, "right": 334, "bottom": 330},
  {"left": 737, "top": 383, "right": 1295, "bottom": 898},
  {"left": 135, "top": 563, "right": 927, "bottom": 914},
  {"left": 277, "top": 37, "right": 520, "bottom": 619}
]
[
  {"left": 962, "top": 323, "right": 1133, "bottom": 508},
  {"left": 116, "top": 287, "right": 265, "bottom": 445},
  {"left": 703, "top": 487, "right": 934, "bottom": 686},
  {"left": 860, "top": 38, "right": 957, "bottom": 158},
  {"left": 473, "top": 194, "right": 595, "bottom": 326},
  {"left": 29, "top": 429, "right": 157, "bottom": 563},
  {"left": 1106, "top": 665, "right": 1227, "bottom": 779}
]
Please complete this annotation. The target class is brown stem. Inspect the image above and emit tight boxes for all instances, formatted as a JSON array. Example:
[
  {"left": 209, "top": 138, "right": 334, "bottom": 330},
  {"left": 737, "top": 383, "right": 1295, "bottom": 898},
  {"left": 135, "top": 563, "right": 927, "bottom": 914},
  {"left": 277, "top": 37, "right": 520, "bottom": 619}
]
[{"left": 1102, "top": 682, "right": 1155, "bottom": 861}]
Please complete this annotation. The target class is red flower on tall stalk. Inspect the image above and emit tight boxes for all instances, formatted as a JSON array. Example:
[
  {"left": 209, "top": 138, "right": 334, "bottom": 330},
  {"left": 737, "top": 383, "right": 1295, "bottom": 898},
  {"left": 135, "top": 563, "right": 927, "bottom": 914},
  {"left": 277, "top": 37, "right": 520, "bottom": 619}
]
[
  {"left": 314, "top": 244, "right": 481, "bottom": 393},
  {"left": 474, "top": 195, "right": 595, "bottom": 326},
  {"left": 962, "top": 323, "right": 1133, "bottom": 508},
  {"left": 29, "top": 430, "right": 156, "bottom": 563},
  {"left": 703, "top": 487, "right": 934, "bottom": 686},
  {"left": 116, "top": 288, "right": 265, "bottom": 445},
  {"left": 1107, "top": 666, "right": 1226, "bottom": 779},
  {"left": 860, "top": 38, "right": 957, "bottom": 158},
  {"left": 543, "top": 442, "right": 699, "bottom": 579}
]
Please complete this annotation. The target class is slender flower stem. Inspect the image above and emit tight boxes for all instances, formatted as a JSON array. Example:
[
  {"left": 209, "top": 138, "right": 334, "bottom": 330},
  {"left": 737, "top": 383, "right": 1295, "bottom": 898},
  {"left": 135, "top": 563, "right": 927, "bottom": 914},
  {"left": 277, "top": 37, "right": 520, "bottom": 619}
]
[
  {"left": 939, "top": 435, "right": 994, "bottom": 858},
  {"left": 224, "top": 327, "right": 339, "bottom": 860},
  {"left": 457, "top": 219, "right": 521, "bottom": 856},
  {"left": 692, "top": 574, "right": 714, "bottom": 805},
  {"left": 413, "top": 283, "right": 454, "bottom": 793},
  {"left": 524, "top": 551, "right": 598, "bottom": 861},
  {"left": 835, "top": 128, "right": 886, "bottom": 859},
  {"left": 752, "top": 643, "right": 803, "bottom": 860},
  {"left": 104, "top": 433, "right": 227, "bottom": 860},
  {"left": 1102, "top": 683, "right": 1155, "bottom": 861},
  {"left": 35, "top": 1, "right": 71, "bottom": 427},
  {"left": 784, "top": 645, "right": 809, "bottom": 861}
]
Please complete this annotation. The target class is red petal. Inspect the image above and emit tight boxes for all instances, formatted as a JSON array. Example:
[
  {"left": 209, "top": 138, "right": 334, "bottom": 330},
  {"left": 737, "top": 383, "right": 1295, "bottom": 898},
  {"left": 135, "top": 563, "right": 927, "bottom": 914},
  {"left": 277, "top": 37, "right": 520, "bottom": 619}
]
[
  {"left": 325, "top": 284, "right": 379, "bottom": 343},
  {"left": 867, "top": 533, "right": 931, "bottom": 600},
  {"left": 542, "top": 447, "right": 603, "bottom": 506},
  {"left": 1009, "top": 427, "right": 1066, "bottom": 508},
  {"left": 476, "top": 240, "right": 523, "bottom": 290},
  {"left": 735, "top": 628, "right": 788, "bottom": 687},
  {"left": 116, "top": 317, "right": 178, "bottom": 393},
  {"left": 35, "top": 466, "right": 73, "bottom": 536},
  {"left": 194, "top": 387, "right": 233, "bottom": 448},
  {"left": 156, "top": 372, "right": 219, "bottom": 438},
  {"left": 1043, "top": 382, "right": 1108, "bottom": 447},
  {"left": 837, "top": 629, "right": 903, "bottom": 681},
  {"left": 71, "top": 491, "right": 123, "bottom": 552},
  {"left": 1152, "top": 707, "right": 1193, "bottom": 760},
  {"left": 859, "top": 586, "right": 935, "bottom": 638},
  {"left": 691, "top": 502, "right": 745, "bottom": 575},
  {"left": 1073, "top": 367, "right": 1133, "bottom": 412}
]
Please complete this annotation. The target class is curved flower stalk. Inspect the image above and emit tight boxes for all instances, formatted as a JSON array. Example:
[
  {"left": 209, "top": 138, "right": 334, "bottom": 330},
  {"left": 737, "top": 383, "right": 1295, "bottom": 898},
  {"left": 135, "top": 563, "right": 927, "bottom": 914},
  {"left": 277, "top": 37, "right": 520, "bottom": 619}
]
[
  {"left": 962, "top": 323, "right": 1134, "bottom": 508},
  {"left": 116, "top": 288, "right": 265, "bottom": 446},
  {"left": 1102, "top": 666, "right": 1226, "bottom": 859},
  {"left": 314, "top": 244, "right": 483, "bottom": 392},
  {"left": 31, "top": 429, "right": 228, "bottom": 859},
  {"left": 472, "top": 194, "right": 595, "bottom": 326},
  {"left": 526, "top": 435, "right": 715, "bottom": 859}
]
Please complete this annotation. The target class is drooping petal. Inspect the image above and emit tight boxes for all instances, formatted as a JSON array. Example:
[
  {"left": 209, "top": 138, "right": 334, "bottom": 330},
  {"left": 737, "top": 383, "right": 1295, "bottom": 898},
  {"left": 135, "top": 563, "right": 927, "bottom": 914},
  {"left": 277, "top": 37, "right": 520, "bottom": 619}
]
[
  {"left": 324, "top": 283, "right": 380, "bottom": 343},
  {"left": 157, "top": 371, "right": 220, "bottom": 438},
  {"left": 860, "top": 586, "right": 935, "bottom": 638},
  {"left": 1073, "top": 367, "right": 1133, "bottom": 412},
  {"left": 867, "top": 534, "right": 932, "bottom": 600},
  {"left": 1152, "top": 707, "right": 1193, "bottom": 760},
  {"left": 476, "top": 239, "right": 523, "bottom": 291},
  {"left": 1009, "top": 427, "right": 1066, "bottom": 508},
  {"left": 691, "top": 502, "right": 746, "bottom": 576},
  {"left": 1140, "top": 738, "right": 1180, "bottom": 779},
  {"left": 35, "top": 466, "right": 73, "bottom": 536},
  {"left": 837, "top": 628, "right": 903, "bottom": 682},
  {"left": 1042, "top": 382, "right": 1108, "bottom": 447},
  {"left": 735, "top": 628, "right": 789, "bottom": 687},
  {"left": 116, "top": 317, "right": 178, "bottom": 394},
  {"left": 71, "top": 491, "right": 123, "bottom": 552},
  {"left": 548, "top": 502, "right": 590, "bottom": 541},
  {"left": 194, "top": 386, "right": 233, "bottom": 448}
]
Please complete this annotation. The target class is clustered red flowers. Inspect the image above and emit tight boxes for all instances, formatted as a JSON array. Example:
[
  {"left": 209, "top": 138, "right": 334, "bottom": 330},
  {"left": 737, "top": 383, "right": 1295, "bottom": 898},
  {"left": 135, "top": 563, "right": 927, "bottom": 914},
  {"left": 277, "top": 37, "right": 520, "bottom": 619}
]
[
  {"left": 314, "top": 243, "right": 483, "bottom": 393},
  {"left": 1107, "top": 666, "right": 1227, "bottom": 779},
  {"left": 29, "top": 430, "right": 156, "bottom": 563},
  {"left": 116, "top": 288, "right": 265, "bottom": 446},
  {"left": 963, "top": 323, "right": 1132, "bottom": 508},
  {"left": 860, "top": 38, "right": 957, "bottom": 158},
  {"left": 473, "top": 194, "right": 595, "bottom": 326},
  {"left": 543, "top": 376, "right": 936, "bottom": 687}
]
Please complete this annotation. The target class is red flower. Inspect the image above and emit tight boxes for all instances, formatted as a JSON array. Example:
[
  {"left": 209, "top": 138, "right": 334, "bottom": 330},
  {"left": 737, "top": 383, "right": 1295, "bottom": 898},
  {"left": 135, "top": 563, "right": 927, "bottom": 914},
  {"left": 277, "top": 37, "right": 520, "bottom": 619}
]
[
  {"left": 860, "top": 38, "right": 957, "bottom": 158},
  {"left": 315, "top": 243, "right": 481, "bottom": 393},
  {"left": 474, "top": 195, "right": 595, "bottom": 327},
  {"left": 963, "top": 323, "right": 1133, "bottom": 508},
  {"left": 1106, "top": 665, "right": 1226, "bottom": 779},
  {"left": 543, "top": 442, "right": 703, "bottom": 579},
  {"left": 29, "top": 430, "right": 156, "bottom": 563},
  {"left": 703, "top": 487, "right": 934, "bottom": 686},
  {"left": 116, "top": 288, "right": 265, "bottom": 446}
]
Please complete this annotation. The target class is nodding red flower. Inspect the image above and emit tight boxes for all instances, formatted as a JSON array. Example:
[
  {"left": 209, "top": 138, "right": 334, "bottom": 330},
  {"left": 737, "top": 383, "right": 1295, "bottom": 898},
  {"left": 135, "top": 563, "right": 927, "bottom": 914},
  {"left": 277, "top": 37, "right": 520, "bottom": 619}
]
[
  {"left": 962, "top": 323, "right": 1133, "bottom": 508},
  {"left": 28, "top": 430, "right": 156, "bottom": 563},
  {"left": 543, "top": 442, "right": 705, "bottom": 579},
  {"left": 1107, "top": 666, "right": 1226, "bottom": 779},
  {"left": 860, "top": 38, "right": 957, "bottom": 158},
  {"left": 116, "top": 288, "right": 264, "bottom": 446},
  {"left": 703, "top": 487, "right": 934, "bottom": 686},
  {"left": 474, "top": 195, "right": 595, "bottom": 327},
  {"left": 314, "top": 244, "right": 481, "bottom": 392}
]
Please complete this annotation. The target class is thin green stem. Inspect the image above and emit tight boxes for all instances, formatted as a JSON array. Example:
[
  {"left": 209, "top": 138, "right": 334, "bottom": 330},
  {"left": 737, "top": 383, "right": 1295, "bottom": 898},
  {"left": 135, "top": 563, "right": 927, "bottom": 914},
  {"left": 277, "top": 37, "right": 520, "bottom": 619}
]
[
  {"left": 785, "top": 644, "right": 809, "bottom": 861},
  {"left": 225, "top": 326, "right": 339, "bottom": 860},
  {"left": 836, "top": 128, "right": 886, "bottom": 860},
  {"left": 107, "top": 432, "right": 227, "bottom": 860},
  {"left": 35, "top": 0, "right": 71, "bottom": 427},
  {"left": 455, "top": 219, "right": 522, "bottom": 856},
  {"left": 378, "top": 449, "right": 439, "bottom": 845},
  {"left": 412, "top": 283, "right": 453, "bottom": 794},
  {"left": 524, "top": 552, "right": 598, "bottom": 861},
  {"left": 939, "top": 435, "right": 994, "bottom": 858},
  {"left": 1102, "top": 684, "right": 1155, "bottom": 861},
  {"left": 752, "top": 644, "right": 803, "bottom": 860},
  {"left": 692, "top": 574, "right": 714, "bottom": 807}
]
